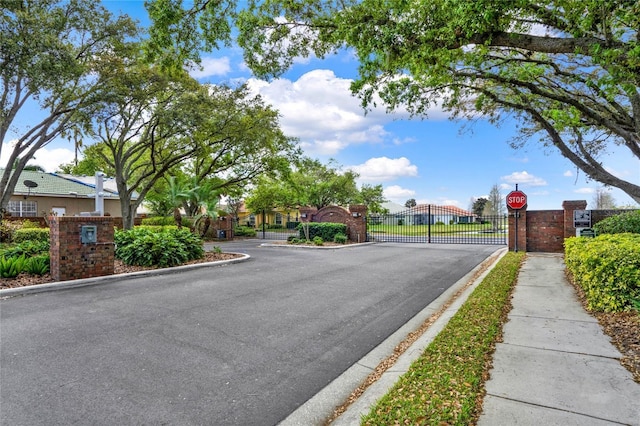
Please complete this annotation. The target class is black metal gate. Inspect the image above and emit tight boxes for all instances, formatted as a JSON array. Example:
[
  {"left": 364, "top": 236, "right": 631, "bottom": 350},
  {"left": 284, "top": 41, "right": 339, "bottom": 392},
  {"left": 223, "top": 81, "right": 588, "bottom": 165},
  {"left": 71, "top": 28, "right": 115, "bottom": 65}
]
[{"left": 367, "top": 205, "right": 507, "bottom": 245}]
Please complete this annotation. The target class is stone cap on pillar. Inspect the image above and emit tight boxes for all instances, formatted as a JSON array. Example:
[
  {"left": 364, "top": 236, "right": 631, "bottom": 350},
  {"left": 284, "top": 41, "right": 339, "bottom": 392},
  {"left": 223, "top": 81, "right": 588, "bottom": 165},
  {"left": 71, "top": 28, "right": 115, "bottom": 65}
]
[{"left": 562, "top": 200, "right": 587, "bottom": 210}]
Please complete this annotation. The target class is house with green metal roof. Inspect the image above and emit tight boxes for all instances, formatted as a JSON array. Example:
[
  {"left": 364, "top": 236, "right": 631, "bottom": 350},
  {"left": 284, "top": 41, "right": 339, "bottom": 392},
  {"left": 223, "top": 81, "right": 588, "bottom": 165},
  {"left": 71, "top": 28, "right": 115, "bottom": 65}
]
[{"left": 3, "top": 169, "right": 134, "bottom": 218}]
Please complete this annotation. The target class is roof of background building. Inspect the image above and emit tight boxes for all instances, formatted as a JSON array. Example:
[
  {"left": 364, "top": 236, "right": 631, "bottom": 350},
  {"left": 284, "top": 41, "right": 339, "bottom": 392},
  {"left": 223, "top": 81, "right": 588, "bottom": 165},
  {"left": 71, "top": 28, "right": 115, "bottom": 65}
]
[{"left": 5, "top": 170, "right": 121, "bottom": 199}]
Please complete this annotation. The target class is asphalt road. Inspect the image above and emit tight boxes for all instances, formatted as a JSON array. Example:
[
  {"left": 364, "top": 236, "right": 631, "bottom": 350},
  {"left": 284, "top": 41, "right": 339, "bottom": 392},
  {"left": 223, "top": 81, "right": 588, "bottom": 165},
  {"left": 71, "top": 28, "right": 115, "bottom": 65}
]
[{"left": 1, "top": 241, "right": 499, "bottom": 425}]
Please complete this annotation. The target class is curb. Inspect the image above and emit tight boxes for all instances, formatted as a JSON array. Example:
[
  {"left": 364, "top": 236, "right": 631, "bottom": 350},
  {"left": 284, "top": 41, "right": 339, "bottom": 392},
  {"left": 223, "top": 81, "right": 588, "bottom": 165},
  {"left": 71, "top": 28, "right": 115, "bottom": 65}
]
[
  {"left": 0, "top": 253, "right": 251, "bottom": 299},
  {"left": 279, "top": 247, "right": 508, "bottom": 425},
  {"left": 259, "top": 242, "right": 376, "bottom": 249}
]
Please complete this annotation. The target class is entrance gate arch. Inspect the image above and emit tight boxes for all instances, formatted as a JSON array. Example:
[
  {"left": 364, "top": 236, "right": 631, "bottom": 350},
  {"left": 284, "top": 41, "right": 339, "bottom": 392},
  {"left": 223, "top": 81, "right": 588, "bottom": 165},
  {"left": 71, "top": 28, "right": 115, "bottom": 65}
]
[{"left": 299, "top": 205, "right": 367, "bottom": 243}]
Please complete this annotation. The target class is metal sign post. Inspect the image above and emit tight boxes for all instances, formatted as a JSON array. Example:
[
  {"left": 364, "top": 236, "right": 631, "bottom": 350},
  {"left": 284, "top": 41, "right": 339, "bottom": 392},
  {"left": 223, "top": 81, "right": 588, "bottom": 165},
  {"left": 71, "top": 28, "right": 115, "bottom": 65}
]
[{"left": 506, "top": 184, "right": 527, "bottom": 252}]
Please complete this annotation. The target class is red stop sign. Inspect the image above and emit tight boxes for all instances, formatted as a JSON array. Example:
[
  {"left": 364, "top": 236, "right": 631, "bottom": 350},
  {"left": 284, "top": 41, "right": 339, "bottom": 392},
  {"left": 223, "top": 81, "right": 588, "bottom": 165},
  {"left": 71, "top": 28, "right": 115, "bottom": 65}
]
[{"left": 506, "top": 190, "right": 527, "bottom": 209}]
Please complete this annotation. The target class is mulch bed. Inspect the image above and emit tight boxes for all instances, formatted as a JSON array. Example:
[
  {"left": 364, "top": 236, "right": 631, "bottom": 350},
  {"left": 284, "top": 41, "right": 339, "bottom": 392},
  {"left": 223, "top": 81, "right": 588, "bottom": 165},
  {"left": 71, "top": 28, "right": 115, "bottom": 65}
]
[{"left": 0, "top": 252, "right": 242, "bottom": 290}]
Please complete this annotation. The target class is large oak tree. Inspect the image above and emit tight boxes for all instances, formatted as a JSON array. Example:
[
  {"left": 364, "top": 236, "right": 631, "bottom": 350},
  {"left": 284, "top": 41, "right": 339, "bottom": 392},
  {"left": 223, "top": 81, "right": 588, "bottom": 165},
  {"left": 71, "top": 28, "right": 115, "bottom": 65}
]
[
  {"left": 0, "top": 0, "right": 138, "bottom": 212},
  {"left": 146, "top": 0, "right": 640, "bottom": 203}
]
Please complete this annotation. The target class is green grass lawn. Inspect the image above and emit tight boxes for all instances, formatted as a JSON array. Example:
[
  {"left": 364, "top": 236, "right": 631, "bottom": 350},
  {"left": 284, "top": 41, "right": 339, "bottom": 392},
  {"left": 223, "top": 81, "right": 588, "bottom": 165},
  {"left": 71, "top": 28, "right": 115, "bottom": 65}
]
[
  {"left": 359, "top": 251, "right": 524, "bottom": 425},
  {"left": 368, "top": 223, "right": 507, "bottom": 237}
]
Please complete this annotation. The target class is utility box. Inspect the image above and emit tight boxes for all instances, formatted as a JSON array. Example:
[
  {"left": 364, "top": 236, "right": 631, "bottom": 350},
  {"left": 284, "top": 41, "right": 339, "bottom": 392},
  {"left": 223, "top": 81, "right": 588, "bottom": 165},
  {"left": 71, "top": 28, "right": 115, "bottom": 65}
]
[{"left": 81, "top": 225, "right": 97, "bottom": 244}]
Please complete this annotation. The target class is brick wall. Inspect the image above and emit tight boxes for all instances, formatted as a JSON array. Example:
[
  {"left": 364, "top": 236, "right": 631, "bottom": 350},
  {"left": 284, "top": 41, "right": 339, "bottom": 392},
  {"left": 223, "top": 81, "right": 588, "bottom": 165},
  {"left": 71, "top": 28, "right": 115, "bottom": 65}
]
[
  {"left": 298, "top": 205, "right": 367, "bottom": 243},
  {"left": 526, "top": 210, "right": 564, "bottom": 252},
  {"left": 49, "top": 216, "right": 114, "bottom": 281},
  {"left": 508, "top": 199, "right": 637, "bottom": 252}
]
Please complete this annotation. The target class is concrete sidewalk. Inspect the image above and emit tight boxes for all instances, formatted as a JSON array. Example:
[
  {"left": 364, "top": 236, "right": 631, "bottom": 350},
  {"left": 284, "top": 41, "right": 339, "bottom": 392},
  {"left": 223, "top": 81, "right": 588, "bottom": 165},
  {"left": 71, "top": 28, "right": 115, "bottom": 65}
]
[{"left": 478, "top": 253, "right": 640, "bottom": 425}]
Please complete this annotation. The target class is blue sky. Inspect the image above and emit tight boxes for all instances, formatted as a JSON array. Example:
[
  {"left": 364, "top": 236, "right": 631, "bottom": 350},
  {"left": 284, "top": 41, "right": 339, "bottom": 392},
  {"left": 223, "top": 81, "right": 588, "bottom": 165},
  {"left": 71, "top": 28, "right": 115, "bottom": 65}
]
[{"left": 3, "top": 0, "right": 639, "bottom": 211}]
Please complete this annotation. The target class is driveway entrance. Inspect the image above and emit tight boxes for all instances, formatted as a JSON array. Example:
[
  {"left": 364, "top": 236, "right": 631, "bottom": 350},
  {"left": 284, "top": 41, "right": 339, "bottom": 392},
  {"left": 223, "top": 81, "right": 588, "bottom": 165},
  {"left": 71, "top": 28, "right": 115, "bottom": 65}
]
[{"left": 1, "top": 242, "right": 499, "bottom": 425}]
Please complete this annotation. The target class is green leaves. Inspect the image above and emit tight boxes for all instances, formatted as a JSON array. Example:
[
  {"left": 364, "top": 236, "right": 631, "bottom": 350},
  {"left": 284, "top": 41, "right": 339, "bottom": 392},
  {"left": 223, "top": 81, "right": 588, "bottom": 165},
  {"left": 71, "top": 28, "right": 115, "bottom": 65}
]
[
  {"left": 565, "top": 233, "right": 640, "bottom": 312},
  {"left": 114, "top": 227, "right": 204, "bottom": 267},
  {"left": 0, "top": 255, "right": 27, "bottom": 279}
]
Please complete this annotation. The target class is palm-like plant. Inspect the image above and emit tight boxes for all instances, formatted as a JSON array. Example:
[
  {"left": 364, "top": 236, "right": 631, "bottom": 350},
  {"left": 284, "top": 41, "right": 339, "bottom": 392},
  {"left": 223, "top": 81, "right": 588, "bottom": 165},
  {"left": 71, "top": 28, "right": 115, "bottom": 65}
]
[{"left": 167, "top": 176, "right": 193, "bottom": 228}]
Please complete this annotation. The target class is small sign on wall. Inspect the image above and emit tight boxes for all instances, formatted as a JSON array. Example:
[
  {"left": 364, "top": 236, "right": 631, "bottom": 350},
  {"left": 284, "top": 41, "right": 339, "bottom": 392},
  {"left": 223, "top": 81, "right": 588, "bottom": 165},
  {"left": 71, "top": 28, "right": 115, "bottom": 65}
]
[{"left": 573, "top": 210, "right": 591, "bottom": 228}]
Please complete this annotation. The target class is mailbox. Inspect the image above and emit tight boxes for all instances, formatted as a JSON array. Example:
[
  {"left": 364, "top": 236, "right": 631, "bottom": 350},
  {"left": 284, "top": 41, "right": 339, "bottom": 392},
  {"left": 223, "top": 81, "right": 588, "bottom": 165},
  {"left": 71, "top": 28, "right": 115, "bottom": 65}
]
[{"left": 81, "top": 225, "right": 97, "bottom": 244}]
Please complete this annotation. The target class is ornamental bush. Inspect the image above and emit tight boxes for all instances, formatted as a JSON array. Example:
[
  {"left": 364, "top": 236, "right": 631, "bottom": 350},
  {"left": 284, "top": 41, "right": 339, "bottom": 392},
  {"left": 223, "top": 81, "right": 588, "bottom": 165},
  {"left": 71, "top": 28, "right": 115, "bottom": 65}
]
[
  {"left": 235, "top": 226, "right": 257, "bottom": 237},
  {"left": 0, "top": 240, "right": 49, "bottom": 258},
  {"left": 333, "top": 233, "right": 348, "bottom": 244},
  {"left": 0, "top": 255, "right": 27, "bottom": 278},
  {"left": 593, "top": 210, "right": 640, "bottom": 235},
  {"left": 565, "top": 233, "right": 640, "bottom": 312},
  {"left": 13, "top": 228, "right": 49, "bottom": 243},
  {"left": 297, "top": 222, "right": 347, "bottom": 242},
  {"left": 115, "top": 226, "right": 203, "bottom": 267}
]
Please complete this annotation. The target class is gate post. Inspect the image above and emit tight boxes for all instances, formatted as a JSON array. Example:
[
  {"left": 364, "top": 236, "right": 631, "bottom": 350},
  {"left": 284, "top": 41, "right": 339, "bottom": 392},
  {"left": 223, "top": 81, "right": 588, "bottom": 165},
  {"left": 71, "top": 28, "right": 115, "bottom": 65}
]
[
  {"left": 507, "top": 205, "right": 527, "bottom": 252},
  {"left": 562, "top": 200, "right": 587, "bottom": 238}
]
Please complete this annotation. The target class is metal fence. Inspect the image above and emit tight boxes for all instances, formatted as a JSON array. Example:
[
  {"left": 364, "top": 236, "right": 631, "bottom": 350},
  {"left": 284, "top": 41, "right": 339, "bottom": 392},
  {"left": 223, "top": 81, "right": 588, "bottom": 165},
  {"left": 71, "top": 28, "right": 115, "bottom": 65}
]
[
  {"left": 254, "top": 223, "right": 300, "bottom": 240},
  {"left": 367, "top": 206, "right": 507, "bottom": 245}
]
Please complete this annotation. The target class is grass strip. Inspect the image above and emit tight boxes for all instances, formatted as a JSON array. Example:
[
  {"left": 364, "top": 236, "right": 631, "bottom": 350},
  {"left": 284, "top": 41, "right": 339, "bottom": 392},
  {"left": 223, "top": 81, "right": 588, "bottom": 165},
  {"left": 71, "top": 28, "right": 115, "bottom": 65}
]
[{"left": 360, "top": 252, "right": 524, "bottom": 426}]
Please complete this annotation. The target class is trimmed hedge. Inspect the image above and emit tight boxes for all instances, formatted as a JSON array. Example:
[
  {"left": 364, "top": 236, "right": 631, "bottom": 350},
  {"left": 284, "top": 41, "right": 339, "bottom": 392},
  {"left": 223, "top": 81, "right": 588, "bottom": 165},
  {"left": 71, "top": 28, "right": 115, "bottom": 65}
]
[
  {"left": 234, "top": 226, "right": 257, "bottom": 237},
  {"left": 114, "top": 226, "right": 204, "bottom": 267},
  {"left": 565, "top": 233, "right": 640, "bottom": 312},
  {"left": 594, "top": 210, "right": 640, "bottom": 235},
  {"left": 297, "top": 222, "right": 347, "bottom": 242},
  {"left": 13, "top": 228, "right": 49, "bottom": 243},
  {"left": 141, "top": 216, "right": 194, "bottom": 229}
]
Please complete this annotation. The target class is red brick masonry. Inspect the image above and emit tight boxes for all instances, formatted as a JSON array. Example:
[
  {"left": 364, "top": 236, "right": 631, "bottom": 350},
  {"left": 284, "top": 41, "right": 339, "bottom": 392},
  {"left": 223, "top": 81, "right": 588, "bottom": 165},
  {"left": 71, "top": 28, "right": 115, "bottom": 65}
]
[{"left": 49, "top": 216, "right": 114, "bottom": 281}]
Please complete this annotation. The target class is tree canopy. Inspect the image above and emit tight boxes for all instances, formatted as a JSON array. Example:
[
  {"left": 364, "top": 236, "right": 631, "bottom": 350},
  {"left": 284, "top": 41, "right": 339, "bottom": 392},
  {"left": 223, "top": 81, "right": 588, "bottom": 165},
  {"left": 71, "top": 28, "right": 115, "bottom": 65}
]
[
  {"left": 0, "top": 0, "right": 138, "bottom": 211},
  {"left": 146, "top": 0, "right": 640, "bottom": 203},
  {"left": 245, "top": 157, "right": 386, "bottom": 212}
]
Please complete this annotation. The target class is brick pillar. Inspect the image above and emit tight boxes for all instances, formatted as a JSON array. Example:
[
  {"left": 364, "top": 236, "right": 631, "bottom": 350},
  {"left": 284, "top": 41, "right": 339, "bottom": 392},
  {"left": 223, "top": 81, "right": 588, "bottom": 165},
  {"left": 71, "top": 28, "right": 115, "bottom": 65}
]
[
  {"left": 299, "top": 206, "right": 317, "bottom": 223},
  {"left": 348, "top": 205, "right": 367, "bottom": 243},
  {"left": 507, "top": 205, "right": 527, "bottom": 252},
  {"left": 562, "top": 200, "right": 587, "bottom": 238},
  {"left": 215, "top": 216, "right": 233, "bottom": 239},
  {"left": 49, "top": 216, "right": 114, "bottom": 282}
]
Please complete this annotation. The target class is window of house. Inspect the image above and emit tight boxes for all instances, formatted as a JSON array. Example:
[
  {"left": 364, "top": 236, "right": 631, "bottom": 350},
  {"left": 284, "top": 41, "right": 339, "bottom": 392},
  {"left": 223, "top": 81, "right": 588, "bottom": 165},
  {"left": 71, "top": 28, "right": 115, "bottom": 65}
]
[
  {"left": 8, "top": 200, "right": 37, "bottom": 217},
  {"left": 275, "top": 213, "right": 282, "bottom": 225},
  {"left": 249, "top": 214, "right": 256, "bottom": 226}
]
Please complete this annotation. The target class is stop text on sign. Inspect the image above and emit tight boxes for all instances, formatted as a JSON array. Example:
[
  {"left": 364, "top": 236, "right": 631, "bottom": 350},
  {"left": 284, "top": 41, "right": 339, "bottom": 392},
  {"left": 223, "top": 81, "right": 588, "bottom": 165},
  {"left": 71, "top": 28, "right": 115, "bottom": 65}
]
[{"left": 506, "top": 190, "right": 527, "bottom": 210}]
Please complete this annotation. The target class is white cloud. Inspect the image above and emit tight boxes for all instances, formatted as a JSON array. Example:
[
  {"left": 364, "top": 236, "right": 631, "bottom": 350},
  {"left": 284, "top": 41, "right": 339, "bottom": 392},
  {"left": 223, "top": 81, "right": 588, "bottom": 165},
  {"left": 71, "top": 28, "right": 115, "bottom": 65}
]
[
  {"left": 575, "top": 187, "right": 595, "bottom": 194},
  {"left": 563, "top": 170, "right": 574, "bottom": 177},
  {"left": 187, "top": 56, "right": 231, "bottom": 79},
  {"left": 500, "top": 171, "right": 548, "bottom": 187},
  {"left": 383, "top": 185, "right": 415, "bottom": 202},
  {"left": 416, "top": 197, "right": 462, "bottom": 207},
  {"left": 245, "top": 69, "right": 450, "bottom": 156},
  {"left": 349, "top": 157, "right": 418, "bottom": 182},
  {"left": 1, "top": 142, "right": 75, "bottom": 173}
]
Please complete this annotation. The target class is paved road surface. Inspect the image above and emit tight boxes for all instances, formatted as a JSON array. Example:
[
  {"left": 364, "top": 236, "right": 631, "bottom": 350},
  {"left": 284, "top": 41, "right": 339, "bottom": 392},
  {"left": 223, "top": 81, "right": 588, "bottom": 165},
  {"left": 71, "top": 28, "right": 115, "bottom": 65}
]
[{"left": 1, "top": 242, "right": 498, "bottom": 425}]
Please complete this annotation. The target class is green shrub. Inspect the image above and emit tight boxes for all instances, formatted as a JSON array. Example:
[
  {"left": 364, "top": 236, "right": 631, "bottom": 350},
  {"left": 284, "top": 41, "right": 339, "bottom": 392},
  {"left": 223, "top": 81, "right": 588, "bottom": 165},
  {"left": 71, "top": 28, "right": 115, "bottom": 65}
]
[
  {"left": 19, "top": 219, "right": 41, "bottom": 229},
  {"left": 313, "top": 236, "right": 324, "bottom": 246},
  {"left": 0, "top": 255, "right": 27, "bottom": 278},
  {"left": 24, "top": 255, "right": 50, "bottom": 276},
  {"left": 141, "top": 216, "right": 175, "bottom": 226},
  {"left": 141, "top": 216, "right": 194, "bottom": 229},
  {"left": 13, "top": 228, "right": 49, "bottom": 243},
  {"left": 297, "top": 222, "right": 347, "bottom": 242},
  {"left": 0, "top": 240, "right": 49, "bottom": 258},
  {"left": 593, "top": 210, "right": 640, "bottom": 235},
  {"left": 115, "top": 227, "right": 203, "bottom": 267},
  {"left": 137, "top": 224, "right": 179, "bottom": 232},
  {"left": 333, "top": 233, "right": 347, "bottom": 244},
  {"left": 0, "top": 223, "right": 13, "bottom": 243},
  {"left": 235, "top": 226, "right": 257, "bottom": 237},
  {"left": 565, "top": 233, "right": 640, "bottom": 312}
]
